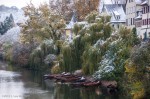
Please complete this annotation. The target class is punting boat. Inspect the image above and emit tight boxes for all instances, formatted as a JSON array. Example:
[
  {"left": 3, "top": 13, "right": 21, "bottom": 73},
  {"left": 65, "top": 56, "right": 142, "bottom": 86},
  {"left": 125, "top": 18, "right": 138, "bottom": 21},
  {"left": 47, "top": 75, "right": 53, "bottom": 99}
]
[{"left": 44, "top": 73, "right": 82, "bottom": 82}]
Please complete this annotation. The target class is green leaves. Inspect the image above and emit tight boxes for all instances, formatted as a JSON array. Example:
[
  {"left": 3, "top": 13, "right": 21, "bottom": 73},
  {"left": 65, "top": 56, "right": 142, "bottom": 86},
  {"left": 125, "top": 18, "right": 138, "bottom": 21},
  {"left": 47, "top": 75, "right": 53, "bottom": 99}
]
[{"left": 0, "top": 14, "right": 15, "bottom": 35}]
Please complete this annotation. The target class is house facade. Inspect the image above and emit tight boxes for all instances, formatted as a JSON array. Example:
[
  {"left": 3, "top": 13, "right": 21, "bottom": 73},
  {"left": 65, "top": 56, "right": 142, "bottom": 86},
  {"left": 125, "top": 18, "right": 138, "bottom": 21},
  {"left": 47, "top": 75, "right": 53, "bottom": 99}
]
[
  {"left": 99, "top": 0, "right": 126, "bottom": 30},
  {"left": 64, "top": 0, "right": 150, "bottom": 40},
  {"left": 126, "top": 0, "right": 150, "bottom": 39}
]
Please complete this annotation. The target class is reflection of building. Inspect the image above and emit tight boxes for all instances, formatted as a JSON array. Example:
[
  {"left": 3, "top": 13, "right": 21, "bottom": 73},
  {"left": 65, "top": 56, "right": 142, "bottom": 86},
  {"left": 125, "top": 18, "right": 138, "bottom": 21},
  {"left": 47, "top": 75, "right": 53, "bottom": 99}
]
[
  {"left": 99, "top": 0, "right": 126, "bottom": 30},
  {"left": 126, "top": 0, "right": 150, "bottom": 39}
]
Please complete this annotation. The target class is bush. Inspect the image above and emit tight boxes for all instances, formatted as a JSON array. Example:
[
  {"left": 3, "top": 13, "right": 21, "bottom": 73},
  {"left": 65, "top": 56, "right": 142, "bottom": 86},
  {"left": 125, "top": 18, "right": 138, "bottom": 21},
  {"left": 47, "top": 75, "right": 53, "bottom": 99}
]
[{"left": 51, "top": 65, "right": 61, "bottom": 74}]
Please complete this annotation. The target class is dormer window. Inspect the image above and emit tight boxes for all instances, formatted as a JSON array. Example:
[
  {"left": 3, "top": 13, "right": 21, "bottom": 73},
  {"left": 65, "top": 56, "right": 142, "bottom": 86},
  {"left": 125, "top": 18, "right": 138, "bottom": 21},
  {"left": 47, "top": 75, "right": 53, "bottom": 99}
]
[
  {"left": 116, "top": 15, "right": 120, "bottom": 20},
  {"left": 115, "top": 1, "right": 118, "bottom": 4},
  {"left": 113, "top": 11, "right": 120, "bottom": 20}
]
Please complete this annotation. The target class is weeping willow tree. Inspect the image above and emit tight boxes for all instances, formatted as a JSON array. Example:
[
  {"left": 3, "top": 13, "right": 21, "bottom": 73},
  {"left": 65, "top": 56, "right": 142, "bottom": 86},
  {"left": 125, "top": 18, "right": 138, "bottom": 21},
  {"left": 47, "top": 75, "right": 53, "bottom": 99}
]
[
  {"left": 82, "top": 46, "right": 102, "bottom": 75},
  {"left": 60, "top": 37, "right": 85, "bottom": 72},
  {"left": 29, "top": 39, "right": 57, "bottom": 70},
  {"left": 60, "top": 11, "right": 112, "bottom": 73}
]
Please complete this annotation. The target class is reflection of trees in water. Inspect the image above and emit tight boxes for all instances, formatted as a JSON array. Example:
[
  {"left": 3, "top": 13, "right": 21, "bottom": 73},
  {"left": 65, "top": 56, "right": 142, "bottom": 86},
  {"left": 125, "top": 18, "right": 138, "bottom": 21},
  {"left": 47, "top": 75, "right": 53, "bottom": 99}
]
[
  {"left": 54, "top": 85, "right": 112, "bottom": 99},
  {"left": 54, "top": 84, "right": 80, "bottom": 99},
  {"left": 80, "top": 87, "right": 104, "bottom": 99},
  {"left": 31, "top": 71, "right": 48, "bottom": 90},
  {"left": 21, "top": 70, "right": 47, "bottom": 90}
]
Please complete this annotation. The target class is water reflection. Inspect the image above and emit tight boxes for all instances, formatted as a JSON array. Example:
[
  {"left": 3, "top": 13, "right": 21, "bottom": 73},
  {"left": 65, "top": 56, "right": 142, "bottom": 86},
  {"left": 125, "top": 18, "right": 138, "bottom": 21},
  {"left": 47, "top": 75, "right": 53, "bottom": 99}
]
[
  {"left": 53, "top": 83, "right": 117, "bottom": 99},
  {"left": 0, "top": 70, "right": 24, "bottom": 99},
  {"left": 0, "top": 62, "right": 54, "bottom": 99},
  {"left": 0, "top": 61, "right": 119, "bottom": 99}
]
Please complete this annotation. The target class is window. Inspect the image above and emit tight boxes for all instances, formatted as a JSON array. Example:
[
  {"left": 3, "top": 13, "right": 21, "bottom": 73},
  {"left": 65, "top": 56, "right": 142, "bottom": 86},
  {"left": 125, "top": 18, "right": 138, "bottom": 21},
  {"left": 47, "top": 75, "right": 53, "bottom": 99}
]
[
  {"left": 128, "top": 19, "right": 131, "bottom": 26},
  {"left": 116, "top": 16, "right": 120, "bottom": 20},
  {"left": 143, "top": 6, "right": 145, "bottom": 14},
  {"left": 126, "top": 19, "right": 128, "bottom": 26},
  {"left": 129, "top": 0, "right": 134, "bottom": 3},
  {"left": 112, "top": 24, "right": 114, "bottom": 27},
  {"left": 143, "top": 6, "right": 150, "bottom": 14}
]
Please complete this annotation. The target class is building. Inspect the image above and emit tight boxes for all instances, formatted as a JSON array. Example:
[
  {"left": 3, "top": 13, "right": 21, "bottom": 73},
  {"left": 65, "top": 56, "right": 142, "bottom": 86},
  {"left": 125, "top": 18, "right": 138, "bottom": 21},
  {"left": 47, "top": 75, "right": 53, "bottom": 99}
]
[
  {"left": 126, "top": 0, "right": 150, "bottom": 39},
  {"left": 99, "top": 0, "right": 126, "bottom": 30},
  {"left": 140, "top": 0, "right": 150, "bottom": 39},
  {"left": 64, "top": 14, "right": 76, "bottom": 41},
  {"left": 64, "top": 14, "right": 88, "bottom": 42},
  {"left": 64, "top": 0, "right": 127, "bottom": 40}
]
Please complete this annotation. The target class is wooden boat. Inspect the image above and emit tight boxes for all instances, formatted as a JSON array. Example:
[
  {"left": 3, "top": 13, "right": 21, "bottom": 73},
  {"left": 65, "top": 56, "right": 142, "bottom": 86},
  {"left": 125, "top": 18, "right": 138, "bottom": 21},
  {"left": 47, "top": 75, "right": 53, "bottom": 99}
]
[
  {"left": 75, "top": 77, "right": 86, "bottom": 82},
  {"left": 44, "top": 73, "right": 85, "bottom": 83}
]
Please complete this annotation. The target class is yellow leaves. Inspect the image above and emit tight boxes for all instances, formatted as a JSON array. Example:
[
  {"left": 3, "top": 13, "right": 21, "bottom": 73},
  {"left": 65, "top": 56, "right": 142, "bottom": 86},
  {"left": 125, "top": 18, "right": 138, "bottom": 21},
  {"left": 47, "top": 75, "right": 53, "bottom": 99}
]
[
  {"left": 51, "top": 65, "right": 61, "bottom": 74},
  {"left": 132, "top": 88, "right": 145, "bottom": 99},
  {"left": 74, "top": 0, "right": 99, "bottom": 21},
  {"left": 125, "top": 60, "right": 136, "bottom": 73},
  {"left": 4, "top": 47, "right": 13, "bottom": 61},
  {"left": 125, "top": 59, "right": 146, "bottom": 99},
  {"left": 125, "top": 64, "right": 136, "bottom": 73},
  {"left": 131, "top": 82, "right": 145, "bottom": 99}
]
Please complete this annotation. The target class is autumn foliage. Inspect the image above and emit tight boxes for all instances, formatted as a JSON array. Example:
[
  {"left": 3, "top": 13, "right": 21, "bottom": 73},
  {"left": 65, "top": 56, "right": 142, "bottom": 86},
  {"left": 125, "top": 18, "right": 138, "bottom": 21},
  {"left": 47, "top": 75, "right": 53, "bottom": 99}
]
[{"left": 74, "top": 0, "right": 100, "bottom": 21}]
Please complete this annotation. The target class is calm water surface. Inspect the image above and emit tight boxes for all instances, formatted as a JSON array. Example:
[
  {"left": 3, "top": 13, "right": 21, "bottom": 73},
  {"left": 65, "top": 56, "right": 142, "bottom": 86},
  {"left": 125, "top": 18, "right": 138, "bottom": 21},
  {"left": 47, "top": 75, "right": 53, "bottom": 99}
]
[{"left": 0, "top": 61, "right": 118, "bottom": 99}]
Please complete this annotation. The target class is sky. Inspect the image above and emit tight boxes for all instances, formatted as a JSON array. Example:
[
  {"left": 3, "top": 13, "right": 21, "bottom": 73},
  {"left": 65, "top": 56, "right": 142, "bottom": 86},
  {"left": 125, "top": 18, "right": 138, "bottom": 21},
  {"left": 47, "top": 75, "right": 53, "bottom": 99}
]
[{"left": 0, "top": 0, "right": 49, "bottom": 8}]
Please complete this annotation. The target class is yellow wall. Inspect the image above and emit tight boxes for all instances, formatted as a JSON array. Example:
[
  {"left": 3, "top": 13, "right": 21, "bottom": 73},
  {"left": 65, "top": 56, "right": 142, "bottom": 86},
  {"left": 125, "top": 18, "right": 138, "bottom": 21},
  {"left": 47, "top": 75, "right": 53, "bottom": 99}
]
[{"left": 66, "top": 29, "right": 72, "bottom": 37}]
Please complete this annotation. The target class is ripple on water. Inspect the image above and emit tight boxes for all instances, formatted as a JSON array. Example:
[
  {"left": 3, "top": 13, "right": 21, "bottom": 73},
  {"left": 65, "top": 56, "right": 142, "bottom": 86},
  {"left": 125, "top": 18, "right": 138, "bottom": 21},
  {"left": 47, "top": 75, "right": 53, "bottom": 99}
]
[
  {"left": 0, "top": 70, "right": 21, "bottom": 83},
  {"left": 0, "top": 70, "right": 53, "bottom": 99},
  {"left": 0, "top": 70, "right": 21, "bottom": 77}
]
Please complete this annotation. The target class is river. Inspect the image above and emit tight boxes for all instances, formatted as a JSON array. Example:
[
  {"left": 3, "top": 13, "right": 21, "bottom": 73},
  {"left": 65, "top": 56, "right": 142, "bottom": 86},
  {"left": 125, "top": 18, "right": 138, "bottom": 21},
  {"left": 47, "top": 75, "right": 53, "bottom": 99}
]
[{"left": 0, "top": 61, "right": 118, "bottom": 99}]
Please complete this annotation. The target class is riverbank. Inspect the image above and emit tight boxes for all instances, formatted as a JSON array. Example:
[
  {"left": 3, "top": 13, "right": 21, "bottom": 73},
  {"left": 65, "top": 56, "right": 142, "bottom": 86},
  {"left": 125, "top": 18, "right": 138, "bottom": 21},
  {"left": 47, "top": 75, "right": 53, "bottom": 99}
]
[{"left": 0, "top": 61, "right": 122, "bottom": 99}]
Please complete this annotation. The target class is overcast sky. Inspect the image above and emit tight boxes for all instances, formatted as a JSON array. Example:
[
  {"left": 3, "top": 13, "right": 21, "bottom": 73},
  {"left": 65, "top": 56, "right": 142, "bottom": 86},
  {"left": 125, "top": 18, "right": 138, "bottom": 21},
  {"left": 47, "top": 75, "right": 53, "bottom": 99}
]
[{"left": 0, "top": 0, "right": 49, "bottom": 8}]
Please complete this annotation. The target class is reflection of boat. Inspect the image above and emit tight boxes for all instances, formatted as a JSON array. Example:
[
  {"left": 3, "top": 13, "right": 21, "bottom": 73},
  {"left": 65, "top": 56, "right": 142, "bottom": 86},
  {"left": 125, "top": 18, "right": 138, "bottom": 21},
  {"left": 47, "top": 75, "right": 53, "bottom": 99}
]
[
  {"left": 71, "top": 81, "right": 101, "bottom": 87},
  {"left": 71, "top": 81, "right": 90, "bottom": 87},
  {"left": 83, "top": 81, "right": 101, "bottom": 87},
  {"left": 44, "top": 74, "right": 59, "bottom": 80}
]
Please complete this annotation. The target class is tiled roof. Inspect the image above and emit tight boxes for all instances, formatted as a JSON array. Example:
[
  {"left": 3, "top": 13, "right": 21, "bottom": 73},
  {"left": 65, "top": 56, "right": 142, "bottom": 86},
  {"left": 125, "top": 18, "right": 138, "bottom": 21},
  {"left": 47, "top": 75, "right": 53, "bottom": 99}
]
[
  {"left": 105, "top": 5, "right": 126, "bottom": 23},
  {"left": 66, "top": 13, "right": 77, "bottom": 29},
  {"left": 104, "top": 0, "right": 114, "bottom": 4}
]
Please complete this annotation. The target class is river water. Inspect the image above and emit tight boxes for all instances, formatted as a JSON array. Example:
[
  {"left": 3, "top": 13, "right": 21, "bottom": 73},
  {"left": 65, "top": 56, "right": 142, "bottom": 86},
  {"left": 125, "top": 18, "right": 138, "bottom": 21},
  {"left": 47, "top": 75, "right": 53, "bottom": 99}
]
[{"left": 0, "top": 61, "right": 118, "bottom": 99}]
